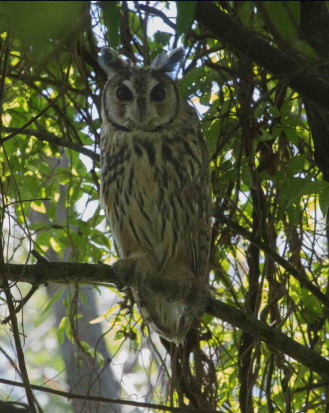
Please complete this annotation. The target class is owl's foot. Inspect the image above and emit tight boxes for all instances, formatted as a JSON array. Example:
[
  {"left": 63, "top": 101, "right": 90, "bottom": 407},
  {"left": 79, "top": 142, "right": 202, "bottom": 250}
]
[{"left": 111, "top": 258, "right": 136, "bottom": 291}]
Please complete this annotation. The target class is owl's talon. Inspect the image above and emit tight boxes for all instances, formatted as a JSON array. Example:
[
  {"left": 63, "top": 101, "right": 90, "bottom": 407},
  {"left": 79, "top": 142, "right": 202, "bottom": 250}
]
[{"left": 112, "top": 258, "right": 136, "bottom": 289}]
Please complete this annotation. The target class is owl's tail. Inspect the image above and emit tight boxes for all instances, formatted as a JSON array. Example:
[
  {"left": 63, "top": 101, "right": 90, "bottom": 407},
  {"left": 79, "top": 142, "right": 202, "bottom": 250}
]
[{"left": 133, "top": 289, "right": 195, "bottom": 345}]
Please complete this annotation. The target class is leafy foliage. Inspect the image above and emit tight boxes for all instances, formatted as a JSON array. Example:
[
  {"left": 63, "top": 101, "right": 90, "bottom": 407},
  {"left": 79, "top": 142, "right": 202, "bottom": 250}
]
[{"left": 1, "top": 1, "right": 329, "bottom": 412}]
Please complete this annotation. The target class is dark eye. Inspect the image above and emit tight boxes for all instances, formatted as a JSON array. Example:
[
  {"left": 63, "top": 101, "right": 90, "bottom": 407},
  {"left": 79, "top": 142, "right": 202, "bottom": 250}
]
[
  {"left": 116, "top": 85, "right": 133, "bottom": 101},
  {"left": 150, "top": 85, "right": 165, "bottom": 102}
]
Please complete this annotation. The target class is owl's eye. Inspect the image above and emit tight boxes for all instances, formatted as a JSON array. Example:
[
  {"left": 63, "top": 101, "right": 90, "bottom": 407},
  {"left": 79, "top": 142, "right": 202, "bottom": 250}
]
[
  {"left": 116, "top": 85, "right": 133, "bottom": 101},
  {"left": 150, "top": 85, "right": 165, "bottom": 102}
]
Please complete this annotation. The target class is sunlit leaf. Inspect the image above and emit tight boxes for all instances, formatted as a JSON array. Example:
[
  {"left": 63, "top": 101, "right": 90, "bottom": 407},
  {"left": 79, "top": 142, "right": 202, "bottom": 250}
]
[{"left": 57, "top": 316, "right": 68, "bottom": 345}]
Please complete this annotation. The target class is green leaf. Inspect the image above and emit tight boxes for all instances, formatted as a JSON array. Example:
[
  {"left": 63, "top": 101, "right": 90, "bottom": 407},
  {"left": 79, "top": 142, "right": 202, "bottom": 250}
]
[
  {"left": 280, "top": 100, "right": 292, "bottom": 118},
  {"left": 0, "top": 2, "right": 85, "bottom": 58},
  {"left": 278, "top": 177, "right": 326, "bottom": 210},
  {"left": 262, "top": 1, "right": 299, "bottom": 42},
  {"left": 203, "top": 313, "right": 214, "bottom": 326},
  {"left": 79, "top": 340, "right": 94, "bottom": 355},
  {"left": 42, "top": 287, "right": 64, "bottom": 314},
  {"left": 101, "top": 1, "right": 121, "bottom": 48},
  {"left": 258, "top": 129, "right": 274, "bottom": 141},
  {"left": 178, "top": 66, "right": 206, "bottom": 97},
  {"left": 283, "top": 126, "right": 297, "bottom": 144},
  {"left": 254, "top": 103, "right": 267, "bottom": 119},
  {"left": 241, "top": 162, "right": 253, "bottom": 188},
  {"left": 176, "top": 1, "right": 196, "bottom": 35},
  {"left": 114, "top": 330, "right": 125, "bottom": 341},
  {"left": 286, "top": 154, "right": 306, "bottom": 176},
  {"left": 204, "top": 118, "right": 220, "bottom": 155},
  {"left": 286, "top": 203, "right": 301, "bottom": 224},
  {"left": 268, "top": 106, "right": 280, "bottom": 118},
  {"left": 57, "top": 316, "right": 68, "bottom": 345},
  {"left": 236, "top": 2, "right": 253, "bottom": 25},
  {"left": 220, "top": 100, "right": 231, "bottom": 116},
  {"left": 319, "top": 183, "right": 329, "bottom": 216},
  {"left": 300, "top": 289, "right": 322, "bottom": 324},
  {"left": 154, "top": 31, "right": 172, "bottom": 46}
]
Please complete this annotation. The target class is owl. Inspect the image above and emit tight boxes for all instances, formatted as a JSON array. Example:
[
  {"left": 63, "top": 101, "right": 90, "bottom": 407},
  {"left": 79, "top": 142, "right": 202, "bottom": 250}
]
[{"left": 99, "top": 47, "right": 211, "bottom": 345}]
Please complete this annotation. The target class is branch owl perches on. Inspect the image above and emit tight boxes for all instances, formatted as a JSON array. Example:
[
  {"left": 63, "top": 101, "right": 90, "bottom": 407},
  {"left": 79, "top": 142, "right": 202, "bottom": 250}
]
[{"left": 99, "top": 47, "right": 211, "bottom": 344}]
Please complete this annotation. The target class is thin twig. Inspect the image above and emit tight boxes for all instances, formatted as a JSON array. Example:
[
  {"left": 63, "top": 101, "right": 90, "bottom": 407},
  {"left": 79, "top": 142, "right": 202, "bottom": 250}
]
[
  {"left": 217, "top": 213, "right": 329, "bottom": 310},
  {"left": 139, "top": 4, "right": 176, "bottom": 30},
  {"left": 5, "top": 198, "right": 51, "bottom": 207},
  {"left": 1, "top": 285, "right": 39, "bottom": 325},
  {"left": 0, "top": 377, "right": 220, "bottom": 413},
  {"left": 0, "top": 35, "right": 38, "bottom": 413},
  {"left": 1, "top": 127, "right": 100, "bottom": 162},
  {"left": 0, "top": 88, "right": 67, "bottom": 144}
]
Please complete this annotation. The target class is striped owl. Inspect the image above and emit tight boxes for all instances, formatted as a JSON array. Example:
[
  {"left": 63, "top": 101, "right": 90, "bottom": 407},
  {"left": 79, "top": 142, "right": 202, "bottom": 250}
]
[{"left": 99, "top": 48, "right": 211, "bottom": 344}]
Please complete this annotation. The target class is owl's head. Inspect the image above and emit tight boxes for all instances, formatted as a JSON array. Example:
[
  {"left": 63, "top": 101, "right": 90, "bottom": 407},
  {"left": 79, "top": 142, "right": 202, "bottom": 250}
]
[{"left": 99, "top": 48, "right": 185, "bottom": 131}]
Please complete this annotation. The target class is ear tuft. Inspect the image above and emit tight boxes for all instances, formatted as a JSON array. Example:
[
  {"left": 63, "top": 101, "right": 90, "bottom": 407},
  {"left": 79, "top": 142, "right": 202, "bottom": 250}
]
[
  {"left": 151, "top": 47, "right": 185, "bottom": 73},
  {"left": 99, "top": 47, "right": 130, "bottom": 76}
]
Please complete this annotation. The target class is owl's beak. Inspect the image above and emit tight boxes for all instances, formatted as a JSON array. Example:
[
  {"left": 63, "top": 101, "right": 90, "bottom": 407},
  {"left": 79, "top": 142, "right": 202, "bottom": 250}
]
[{"left": 134, "top": 97, "right": 147, "bottom": 124}]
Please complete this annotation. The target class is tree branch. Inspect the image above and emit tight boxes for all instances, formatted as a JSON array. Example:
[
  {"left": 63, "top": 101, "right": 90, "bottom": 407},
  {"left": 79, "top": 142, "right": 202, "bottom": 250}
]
[
  {"left": 3, "top": 261, "right": 329, "bottom": 380},
  {"left": 195, "top": 2, "right": 329, "bottom": 111},
  {"left": 1, "top": 127, "right": 100, "bottom": 162},
  {"left": 0, "top": 378, "right": 218, "bottom": 413}
]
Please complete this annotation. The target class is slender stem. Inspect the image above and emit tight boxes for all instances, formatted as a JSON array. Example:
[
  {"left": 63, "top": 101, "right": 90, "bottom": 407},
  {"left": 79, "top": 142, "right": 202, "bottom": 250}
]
[{"left": 0, "top": 35, "right": 37, "bottom": 413}]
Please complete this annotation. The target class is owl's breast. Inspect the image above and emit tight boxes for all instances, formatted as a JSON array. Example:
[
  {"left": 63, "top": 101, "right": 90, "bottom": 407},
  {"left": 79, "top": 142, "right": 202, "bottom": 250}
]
[
  {"left": 100, "top": 134, "right": 161, "bottom": 256},
  {"left": 100, "top": 128, "right": 205, "bottom": 267}
]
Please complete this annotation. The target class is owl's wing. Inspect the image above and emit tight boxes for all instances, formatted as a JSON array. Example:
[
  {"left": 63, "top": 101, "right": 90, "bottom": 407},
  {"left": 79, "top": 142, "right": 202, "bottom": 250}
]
[
  {"left": 154, "top": 103, "right": 212, "bottom": 283},
  {"left": 187, "top": 123, "right": 212, "bottom": 283}
]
